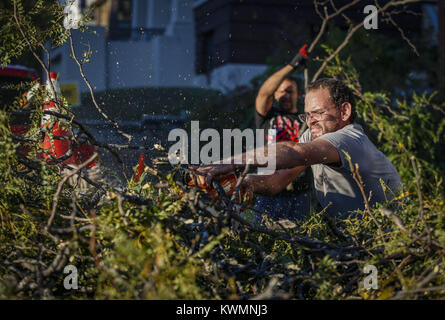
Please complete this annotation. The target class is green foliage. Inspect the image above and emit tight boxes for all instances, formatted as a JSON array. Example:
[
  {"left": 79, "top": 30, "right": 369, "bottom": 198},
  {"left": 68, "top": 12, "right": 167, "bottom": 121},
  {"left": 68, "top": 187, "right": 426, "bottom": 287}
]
[
  {"left": 0, "top": 110, "right": 23, "bottom": 208},
  {"left": 1, "top": 91, "right": 444, "bottom": 300},
  {"left": 0, "top": 0, "right": 65, "bottom": 67},
  {"left": 320, "top": 26, "right": 437, "bottom": 94},
  {"left": 0, "top": 1, "right": 444, "bottom": 301},
  {"left": 90, "top": 196, "right": 211, "bottom": 299},
  {"left": 322, "top": 44, "right": 445, "bottom": 192}
]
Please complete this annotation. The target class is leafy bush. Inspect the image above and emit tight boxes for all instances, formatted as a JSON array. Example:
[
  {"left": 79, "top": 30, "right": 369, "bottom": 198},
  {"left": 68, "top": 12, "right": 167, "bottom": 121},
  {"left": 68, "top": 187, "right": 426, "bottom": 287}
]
[{"left": 0, "top": 0, "right": 444, "bottom": 300}]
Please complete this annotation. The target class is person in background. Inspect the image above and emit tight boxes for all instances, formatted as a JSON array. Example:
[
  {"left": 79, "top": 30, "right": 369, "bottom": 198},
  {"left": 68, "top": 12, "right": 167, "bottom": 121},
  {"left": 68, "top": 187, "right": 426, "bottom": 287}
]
[{"left": 253, "top": 45, "right": 312, "bottom": 221}]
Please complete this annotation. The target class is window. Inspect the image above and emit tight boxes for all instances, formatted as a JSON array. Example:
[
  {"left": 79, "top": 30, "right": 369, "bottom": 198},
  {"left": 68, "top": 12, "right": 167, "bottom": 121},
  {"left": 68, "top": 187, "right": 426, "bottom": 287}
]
[
  {"left": 109, "top": 0, "right": 133, "bottom": 40},
  {"left": 197, "top": 30, "right": 215, "bottom": 74}
]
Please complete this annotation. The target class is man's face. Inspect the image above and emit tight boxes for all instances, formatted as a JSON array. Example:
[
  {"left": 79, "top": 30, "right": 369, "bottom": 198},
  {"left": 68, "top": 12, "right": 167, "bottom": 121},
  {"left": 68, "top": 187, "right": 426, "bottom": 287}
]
[
  {"left": 274, "top": 79, "right": 298, "bottom": 113},
  {"left": 304, "top": 88, "right": 343, "bottom": 139}
]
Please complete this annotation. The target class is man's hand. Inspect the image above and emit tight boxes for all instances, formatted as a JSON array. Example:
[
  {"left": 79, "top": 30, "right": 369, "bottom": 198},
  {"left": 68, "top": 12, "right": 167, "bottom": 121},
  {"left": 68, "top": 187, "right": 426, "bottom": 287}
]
[
  {"left": 289, "top": 44, "right": 308, "bottom": 68},
  {"left": 190, "top": 163, "right": 236, "bottom": 188}
]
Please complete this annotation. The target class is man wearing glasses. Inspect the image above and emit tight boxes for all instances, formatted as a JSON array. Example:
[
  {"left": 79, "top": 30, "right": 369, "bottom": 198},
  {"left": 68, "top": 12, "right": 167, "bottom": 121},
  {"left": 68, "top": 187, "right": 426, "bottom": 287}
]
[{"left": 195, "top": 78, "right": 402, "bottom": 218}]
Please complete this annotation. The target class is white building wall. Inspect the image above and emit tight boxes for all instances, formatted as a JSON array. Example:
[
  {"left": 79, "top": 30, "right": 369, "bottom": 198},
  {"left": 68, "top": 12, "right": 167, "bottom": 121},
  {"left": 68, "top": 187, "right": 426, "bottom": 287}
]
[
  {"left": 194, "top": 63, "right": 268, "bottom": 93},
  {"left": 149, "top": 0, "right": 173, "bottom": 29},
  {"left": 53, "top": 0, "right": 265, "bottom": 94},
  {"left": 132, "top": 0, "right": 148, "bottom": 29},
  {"left": 53, "top": 0, "right": 198, "bottom": 92},
  {"left": 153, "top": 0, "right": 196, "bottom": 86},
  {"left": 50, "top": 26, "right": 107, "bottom": 92},
  {"left": 108, "top": 41, "right": 155, "bottom": 88},
  {"left": 152, "top": 33, "right": 195, "bottom": 87}
]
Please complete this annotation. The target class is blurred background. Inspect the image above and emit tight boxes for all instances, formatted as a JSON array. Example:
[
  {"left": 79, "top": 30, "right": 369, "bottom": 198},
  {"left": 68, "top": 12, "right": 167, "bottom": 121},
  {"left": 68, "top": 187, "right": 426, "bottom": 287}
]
[{"left": 7, "top": 0, "right": 443, "bottom": 127}]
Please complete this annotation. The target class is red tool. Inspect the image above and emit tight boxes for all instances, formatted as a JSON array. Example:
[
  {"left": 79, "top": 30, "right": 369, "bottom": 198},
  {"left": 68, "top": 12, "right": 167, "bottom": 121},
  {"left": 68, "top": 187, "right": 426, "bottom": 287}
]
[{"left": 134, "top": 153, "right": 146, "bottom": 182}]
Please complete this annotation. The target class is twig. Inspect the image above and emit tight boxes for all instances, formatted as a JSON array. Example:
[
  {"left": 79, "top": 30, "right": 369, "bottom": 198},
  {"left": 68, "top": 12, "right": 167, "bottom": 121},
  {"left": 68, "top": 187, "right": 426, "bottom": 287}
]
[
  {"left": 230, "top": 162, "right": 251, "bottom": 203},
  {"left": 41, "top": 245, "right": 70, "bottom": 277},
  {"left": 385, "top": 11, "right": 419, "bottom": 56},
  {"left": 12, "top": 0, "right": 72, "bottom": 116},
  {"left": 195, "top": 197, "right": 343, "bottom": 251},
  {"left": 47, "top": 153, "right": 98, "bottom": 230},
  {"left": 42, "top": 109, "right": 127, "bottom": 172},
  {"left": 311, "top": 0, "right": 422, "bottom": 82},
  {"left": 378, "top": 208, "right": 409, "bottom": 234},
  {"left": 345, "top": 153, "right": 384, "bottom": 238},
  {"left": 394, "top": 285, "right": 445, "bottom": 297},
  {"left": 410, "top": 156, "right": 432, "bottom": 244},
  {"left": 68, "top": 34, "right": 132, "bottom": 142},
  {"left": 117, "top": 195, "right": 129, "bottom": 226},
  {"left": 309, "top": 0, "right": 361, "bottom": 54},
  {"left": 392, "top": 272, "right": 443, "bottom": 299},
  {"left": 88, "top": 209, "right": 119, "bottom": 289}
]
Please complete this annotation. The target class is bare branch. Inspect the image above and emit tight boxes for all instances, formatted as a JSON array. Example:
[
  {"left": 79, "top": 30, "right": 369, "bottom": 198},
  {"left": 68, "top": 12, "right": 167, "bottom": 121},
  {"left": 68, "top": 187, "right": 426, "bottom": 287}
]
[
  {"left": 308, "top": 0, "right": 361, "bottom": 53},
  {"left": 386, "top": 13, "right": 419, "bottom": 56},
  {"left": 68, "top": 33, "right": 132, "bottom": 142},
  {"left": 311, "top": 0, "right": 422, "bottom": 82},
  {"left": 345, "top": 154, "right": 384, "bottom": 238}
]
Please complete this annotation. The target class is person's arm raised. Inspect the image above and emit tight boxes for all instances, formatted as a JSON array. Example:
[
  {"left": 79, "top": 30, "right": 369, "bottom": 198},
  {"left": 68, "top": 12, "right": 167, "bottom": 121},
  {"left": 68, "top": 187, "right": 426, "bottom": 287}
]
[
  {"left": 255, "top": 65, "right": 294, "bottom": 117},
  {"left": 255, "top": 44, "right": 308, "bottom": 117}
]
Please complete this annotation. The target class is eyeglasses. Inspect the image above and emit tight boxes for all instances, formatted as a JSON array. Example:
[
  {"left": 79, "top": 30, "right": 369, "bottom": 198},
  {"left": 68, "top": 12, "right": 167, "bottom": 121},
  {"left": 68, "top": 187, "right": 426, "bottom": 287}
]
[{"left": 298, "top": 106, "right": 337, "bottom": 122}]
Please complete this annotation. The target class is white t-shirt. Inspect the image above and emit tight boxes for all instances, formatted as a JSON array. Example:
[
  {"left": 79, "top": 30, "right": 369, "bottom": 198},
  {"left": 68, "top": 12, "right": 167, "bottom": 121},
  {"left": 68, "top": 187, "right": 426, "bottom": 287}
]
[{"left": 300, "top": 123, "right": 402, "bottom": 217}]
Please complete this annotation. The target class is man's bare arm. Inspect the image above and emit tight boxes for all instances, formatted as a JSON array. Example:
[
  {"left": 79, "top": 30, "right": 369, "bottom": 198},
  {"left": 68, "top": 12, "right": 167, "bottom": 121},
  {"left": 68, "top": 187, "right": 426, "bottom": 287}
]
[
  {"left": 241, "top": 166, "right": 307, "bottom": 196},
  {"left": 255, "top": 65, "right": 294, "bottom": 117},
  {"left": 247, "top": 138, "right": 341, "bottom": 169},
  {"left": 195, "top": 138, "right": 340, "bottom": 187}
]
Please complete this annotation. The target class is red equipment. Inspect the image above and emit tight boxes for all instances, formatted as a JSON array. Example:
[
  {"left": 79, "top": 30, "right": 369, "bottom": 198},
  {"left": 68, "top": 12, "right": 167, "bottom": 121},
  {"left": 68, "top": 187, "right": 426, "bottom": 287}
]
[
  {"left": 40, "top": 72, "right": 96, "bottom": 167},
  {"left": 41, "top": 72, "right": 71, "bottom": 161},
  {"left": 134, "top": 153, "right": 146, "bottom": 182},
  {"left": 2, "top": 65, "right": 96, "bottom": 167},
  {"left": 2, "top": 65, "right": 39, "bottom": 156},
  {"left": 187, "top": 172, "right": 252, "bottom": 208}
]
